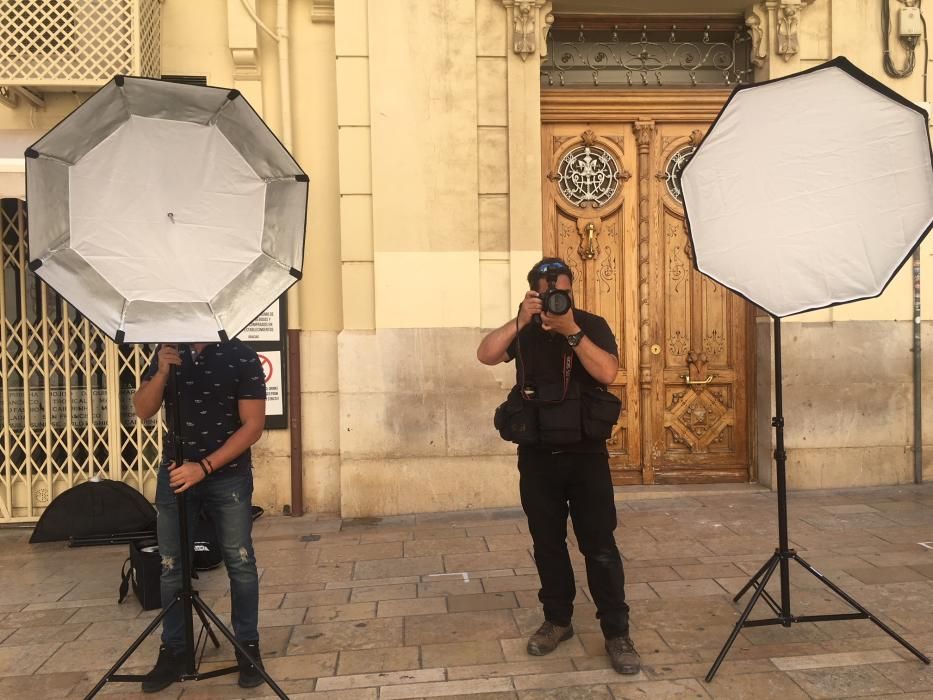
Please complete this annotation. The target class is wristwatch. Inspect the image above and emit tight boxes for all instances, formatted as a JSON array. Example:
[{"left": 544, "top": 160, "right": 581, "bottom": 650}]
[{"left": 566, "top": 330, "right": 585, "bottom": 347}]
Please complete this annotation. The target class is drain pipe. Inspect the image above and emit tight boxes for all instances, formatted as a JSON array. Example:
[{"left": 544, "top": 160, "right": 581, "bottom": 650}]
[
  {"left": 914, "top": 5, "right": 928, "bottom": 485},
  {"left": 239, "top": 0, "right": 304, "bottom": 513},
  {"left": 237, "top": 0, "right": 294, "bottom": 148},
  {"left": 881, "top": 0, "right": 928, "bottom": 485},
  {"left": 276, "top": 0, "right": 305, "bottom": 517},
  {"left": 914, "top": 252, "right": 922, "bottom": 484},
  {"left": 275, "top": 0, "right": 294, "bottom": 149}
]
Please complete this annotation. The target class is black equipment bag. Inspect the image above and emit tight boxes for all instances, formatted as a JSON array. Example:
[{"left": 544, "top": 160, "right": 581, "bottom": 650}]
[
  {"left": 494, "top": 385, "right": 539, "bottom": 444},
  {"left": 537, "top": 382, "right": 582, "bottom": 445},
  {"left": 496, "top": 335, "right": 581, "bottom": 445},
  {"left": 191, "top": 503, "right": 264, "bottom": 571},
  {"left": 116, "top": 503, "right": 266, "bottom": 607},
  {"left": 119, "top": 537, "right": 161, "bottom": 610},
  {"left": 192, "top": 508, "right": 223, "bottom": 571},
  {"left": 581, "top": 385, "right": 622, "bottom": 440}
]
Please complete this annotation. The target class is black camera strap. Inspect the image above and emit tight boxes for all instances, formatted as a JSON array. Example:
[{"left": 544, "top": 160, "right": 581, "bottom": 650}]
[{"left": 514, "top": 314, "right": 573, "bottom": 404}]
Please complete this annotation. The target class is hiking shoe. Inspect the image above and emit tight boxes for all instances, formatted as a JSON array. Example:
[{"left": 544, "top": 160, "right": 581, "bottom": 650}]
[
  {"left": 236, "top": 640, "right": 265, "bottom": 688},
  {"left": 526, "top": 621, "right": 574, "bottom": 656},
  {"left": 605, "top": 636, "right": 641, "bottom": 674},
  {"left": 141, "top": 644, "right": 185, "bottom": 693}
]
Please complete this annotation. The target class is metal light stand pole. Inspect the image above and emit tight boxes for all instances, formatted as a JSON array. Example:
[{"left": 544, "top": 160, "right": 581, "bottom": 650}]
[
  {"left": 706, "top": 317, "right": 930, "bottom": 682},
  {"left": 85, "top": 366, "right": 289, "bottom": 699}
]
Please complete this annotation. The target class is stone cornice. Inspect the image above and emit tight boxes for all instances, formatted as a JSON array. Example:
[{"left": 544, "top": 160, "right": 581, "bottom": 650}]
[
  {"left": 500, "top": 0, "right": 553, "bottom": 61},
  {"left": 311, "top": 0, "right": 334, "bottom": 24}
]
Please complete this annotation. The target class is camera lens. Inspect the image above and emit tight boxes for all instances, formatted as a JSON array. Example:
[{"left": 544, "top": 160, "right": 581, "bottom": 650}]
[{"left": 546, "top": 290, "right": 572, "bottom": 315}]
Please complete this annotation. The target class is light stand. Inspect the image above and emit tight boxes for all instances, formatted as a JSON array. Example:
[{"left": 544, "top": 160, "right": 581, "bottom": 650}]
[
  {"left": 706, "top": 317, "right": 930, "bottom": 681},
  {"left": 85, "top": 366, "right": 289, "bottom": 699}
]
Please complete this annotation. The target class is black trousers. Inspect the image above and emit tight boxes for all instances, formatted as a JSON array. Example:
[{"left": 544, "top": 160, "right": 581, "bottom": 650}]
[{"left": 518, "top": 449, "right": 629, "bottom": 639}]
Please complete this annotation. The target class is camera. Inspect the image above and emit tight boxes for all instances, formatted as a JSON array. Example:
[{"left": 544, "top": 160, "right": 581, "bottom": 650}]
[
  {"left": 533, "top": 272, "right": 572, "bottom": 325},
  {"left": 540, "top": 287, "right": 572, "bottom": 316}
]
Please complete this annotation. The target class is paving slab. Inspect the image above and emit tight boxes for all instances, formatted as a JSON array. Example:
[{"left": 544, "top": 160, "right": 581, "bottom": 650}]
[{"left": 0, "top": 482, "right": 931, "bottom": 698}]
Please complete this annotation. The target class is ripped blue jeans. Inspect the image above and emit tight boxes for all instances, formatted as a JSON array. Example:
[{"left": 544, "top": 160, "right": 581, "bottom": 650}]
[{"left": 155, "top": 466, "right": 259, "bottom": 651}]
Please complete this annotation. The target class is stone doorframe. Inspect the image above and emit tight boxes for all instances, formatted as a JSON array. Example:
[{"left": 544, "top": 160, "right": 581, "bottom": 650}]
[
  {"left": 497, "top": 0, "right": 811, "bottom": 309},
  {"left": 495, "top": 1, "right": 817, "bottom": 489}
]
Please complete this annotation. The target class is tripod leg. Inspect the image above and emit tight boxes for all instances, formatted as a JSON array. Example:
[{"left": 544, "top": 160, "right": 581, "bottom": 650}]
[
  {"left": 706, "top": 554, "right": 781, "bottom": 683},
  {"left": 793, "top": 554, "right": 930, "bottom": 664},
  {"left": 193, "top": 599, "right": 222, "bottom": 648},
  {"left": 191, "top": 596, "right": 291, "bottom": 699},
  {"left": 752, "top": 580, "right": 783, "bottom": 617},
  {"left": 733, "top": 555, "right": 775, "bottom": 603},
  {"left": 83, "top": 597, "right": 179, "bottom": 700}
]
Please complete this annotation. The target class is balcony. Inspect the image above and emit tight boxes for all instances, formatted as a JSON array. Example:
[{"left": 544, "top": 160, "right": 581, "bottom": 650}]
[{"left": 0, "top": 0, "right": 160, "bottom": 88}]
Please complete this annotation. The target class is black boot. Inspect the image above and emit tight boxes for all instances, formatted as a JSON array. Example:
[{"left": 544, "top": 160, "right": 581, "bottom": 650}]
[
  {"left": 141, "top": 644, "right": 185, "bottom": 693},
  {"left": 236, "top": 640, "right": 265, "bottom": 688},
  {"left": 527, "top": 621, "right": 574, "bottom": 656},
  {"left": 605, "top": 636, "right": 641, "bottom": 675}
]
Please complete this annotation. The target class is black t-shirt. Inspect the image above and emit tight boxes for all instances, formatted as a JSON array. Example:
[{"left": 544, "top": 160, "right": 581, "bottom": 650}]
[
  {"left": 144, "top": 339, "right": 266, "bottom": 478},
  {"left": 506, "top": 308, "right": 618, "bottom": 454}
]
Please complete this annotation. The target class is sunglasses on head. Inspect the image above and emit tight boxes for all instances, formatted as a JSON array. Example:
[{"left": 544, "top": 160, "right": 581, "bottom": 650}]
[{"left": 535, "top": 261, "right": 571, "bottom": 276}]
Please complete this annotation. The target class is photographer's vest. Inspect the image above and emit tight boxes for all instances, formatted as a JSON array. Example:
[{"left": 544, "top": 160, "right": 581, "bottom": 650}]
[{"left": 495, "top": 310, "right": 621, "bottom": 453}]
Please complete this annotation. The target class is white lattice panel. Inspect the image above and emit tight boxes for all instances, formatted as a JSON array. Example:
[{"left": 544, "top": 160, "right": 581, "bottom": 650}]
[
  {"left": 0, "top": 0, "right": 160, "bottom": 86},
  {"left": 138, "top": 0, "right": 160, "bottom": 80},
  {"left": 0, "top": 199, "right": 162, "bottom": 522}
]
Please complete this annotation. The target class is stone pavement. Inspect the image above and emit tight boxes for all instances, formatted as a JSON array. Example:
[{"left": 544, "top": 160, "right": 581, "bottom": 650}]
[{"left": 2, "top": 483, "right": 933, "bottom": 699}]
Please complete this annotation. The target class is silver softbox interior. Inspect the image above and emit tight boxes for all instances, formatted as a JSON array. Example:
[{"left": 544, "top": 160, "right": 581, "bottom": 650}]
[{"left": 25, "top": 76, "right": 308, "bottom": 342}]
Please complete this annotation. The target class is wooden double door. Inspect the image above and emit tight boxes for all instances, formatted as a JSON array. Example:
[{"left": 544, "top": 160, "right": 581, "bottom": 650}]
[{"left": 541, "top": 91, "right": 754, "bottom": 485}]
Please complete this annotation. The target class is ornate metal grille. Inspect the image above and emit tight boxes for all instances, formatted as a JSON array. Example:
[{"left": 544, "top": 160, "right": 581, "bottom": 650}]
[
  {"left": 0, "top": 199, "right": 161, "bottom": 522},
  {"left": 542, "top": 22, "right": 752, "bottom": 88},
  {"left": 663, "top": 145, "right": 697, "bottom": 204},
  {"left": 138, "top": 0, "right": 161, "bottom": 80},
  {"left": 556, "top": 144, "right": 622, "bottom": 208},
  {"left": 0, "top": 0, "right": 161, "bottom": 86}
]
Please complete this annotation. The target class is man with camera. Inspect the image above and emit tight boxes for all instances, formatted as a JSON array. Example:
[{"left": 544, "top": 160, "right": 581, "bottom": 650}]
[{"left": 477, "top": 257, "right": 639, "bottom": 675}]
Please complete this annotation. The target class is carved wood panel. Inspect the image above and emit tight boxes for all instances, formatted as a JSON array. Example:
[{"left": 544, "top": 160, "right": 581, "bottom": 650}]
[
  {"left": 542, "top": 125, "right": 640, "bottom": 482},
  {"left": 541, "top": 93, "right": 753, "bottom": 486},
  {"left": 651, "top": 122, "right": 750, "bottom": 483}
]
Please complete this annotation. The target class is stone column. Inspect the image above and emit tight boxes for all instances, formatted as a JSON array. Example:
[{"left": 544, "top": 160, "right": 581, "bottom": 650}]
[
  {"left": 335, "top": 0, "right": 374, "bottom": 331},
  {"left": 634, "top": 120, "right": 655, "bottom": 483},
  {"left": 500, "top": 0, "right": 552, "bottom": 310}
]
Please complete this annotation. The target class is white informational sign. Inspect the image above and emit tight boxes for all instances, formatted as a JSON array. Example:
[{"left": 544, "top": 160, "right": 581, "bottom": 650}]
[
  {"left": 256, "top": 350, "right": 283, "bottom": 417},
  {"left": 0, "top": 385, "right": 151, "bottom": 429},
  {"left": 240, "top": 297, "right": 287, "bottom": 428},
  {"left": 238, "top": 301, "right": 281, "bottom": 342}
]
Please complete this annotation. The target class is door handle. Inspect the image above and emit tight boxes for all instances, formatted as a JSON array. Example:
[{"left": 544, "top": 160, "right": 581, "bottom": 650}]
[
  {"left": 682, "top": 374, "right": 714, "bottom": 385},
  {"left": 580, "top": 222, "right": 597, "bottom": 260}
]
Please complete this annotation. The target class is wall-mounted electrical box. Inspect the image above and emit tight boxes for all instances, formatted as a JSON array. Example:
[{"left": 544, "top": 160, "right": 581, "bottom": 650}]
[{"left": 900, "top": 6, "right": 923, "bottom": 40}]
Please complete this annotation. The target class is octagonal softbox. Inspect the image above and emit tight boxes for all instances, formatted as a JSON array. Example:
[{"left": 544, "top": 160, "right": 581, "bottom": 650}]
[
  {"left": 25, "top": 75, "right": 308, "bottom": 343},
  {"left": 681, "top": 56, "right": 933, "bottom": 318}
]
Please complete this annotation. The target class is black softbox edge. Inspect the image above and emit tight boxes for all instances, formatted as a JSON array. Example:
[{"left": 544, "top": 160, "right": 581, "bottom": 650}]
[{"left": 680, "top": 55, "right": 933, "bottom": 319}]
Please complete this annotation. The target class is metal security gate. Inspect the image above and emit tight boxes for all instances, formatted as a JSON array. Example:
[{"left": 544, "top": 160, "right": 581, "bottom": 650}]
[{"left": 0, "top": 198, "right": 162, "bottom": 522}]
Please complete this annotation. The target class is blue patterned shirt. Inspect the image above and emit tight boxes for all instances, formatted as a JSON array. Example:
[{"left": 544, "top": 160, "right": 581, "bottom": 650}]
[{"left": 144, "top": 339, "right": 266, "bottom": 478}]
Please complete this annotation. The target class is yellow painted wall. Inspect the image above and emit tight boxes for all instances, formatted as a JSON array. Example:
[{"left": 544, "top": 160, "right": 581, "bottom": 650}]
[
  {"left": 13, "top": 0, "right": 931, "bottom": 333},
  {"left": 4, "top": 0, "right": 933, "bottom": 514},
  {"left": 162, "top": 0, "right": 234, "bottom": 84},
  {"left": 3, "top": 0, "right": 932, "bottom": 329}
]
